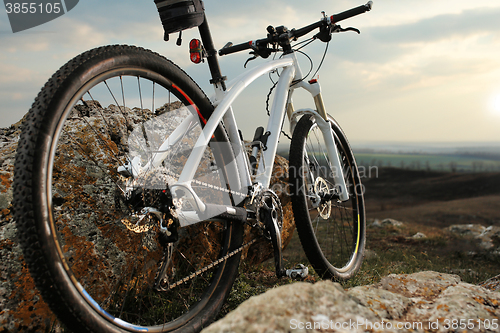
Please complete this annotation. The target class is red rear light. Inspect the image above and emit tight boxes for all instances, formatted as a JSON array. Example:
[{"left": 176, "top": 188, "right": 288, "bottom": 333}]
[
  {"left": 190, "top": 39, "right": 201, "bottom": 49},
  {"left": 189, "top": 39, "right": 203, "bottom": 64},
  {"left": 190, "top": 52, "right": 202, "bottom": 64}
]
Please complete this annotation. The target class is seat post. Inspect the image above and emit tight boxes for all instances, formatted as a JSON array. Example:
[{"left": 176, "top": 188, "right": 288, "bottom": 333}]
[{"left": 198, "top": 14, "right": 227, "bottom": 91}]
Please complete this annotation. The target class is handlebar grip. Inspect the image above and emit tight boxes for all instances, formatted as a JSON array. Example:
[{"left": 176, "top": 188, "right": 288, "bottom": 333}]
[
  {"left": 330, "top": 1, "right": 372, "bottom": 23},
  {"left": 219, "top": 41, "right": 252, "bottom": 56}
]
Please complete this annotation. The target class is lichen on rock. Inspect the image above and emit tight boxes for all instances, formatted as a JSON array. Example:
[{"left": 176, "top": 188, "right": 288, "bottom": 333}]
[{"left": 202, "top": 271, "right": 500, "bottom": 333}]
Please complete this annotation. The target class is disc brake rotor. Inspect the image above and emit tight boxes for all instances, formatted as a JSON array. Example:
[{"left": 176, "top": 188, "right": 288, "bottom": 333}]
[{"left": 314, "top": 177, "right": 332, "bottom": 219}]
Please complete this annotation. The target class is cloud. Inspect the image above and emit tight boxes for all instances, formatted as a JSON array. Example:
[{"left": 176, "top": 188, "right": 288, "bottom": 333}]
[
  {"left": 372, "top": 6, "right": 500, "bottom": 45},
  {"left": 329, "top": 6, "right": 500, "bottom": 62},
  {"left": 319, "top": 5, "right": 500, "bottom": 95},
  {"left": 1, "top": 0, "right": 500, "bottom": 142},
  {"left": 0, "top": 62, "right": 37, "bottom": 84}
]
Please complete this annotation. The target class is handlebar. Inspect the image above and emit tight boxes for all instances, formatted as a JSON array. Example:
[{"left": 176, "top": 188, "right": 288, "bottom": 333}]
[
  {"left": 219, "top": 1, "right": 373, "bottom": 57},
  {"left": 331, "top": 1, "right": 372, "bottom": 24},
  {"left": 219, "top": 41, "right": 253, "bottom": 57}
]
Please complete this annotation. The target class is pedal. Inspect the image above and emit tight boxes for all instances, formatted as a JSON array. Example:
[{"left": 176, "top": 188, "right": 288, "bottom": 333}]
[{"left": 285, "top": 264, "right": 309, "bottom": 280}]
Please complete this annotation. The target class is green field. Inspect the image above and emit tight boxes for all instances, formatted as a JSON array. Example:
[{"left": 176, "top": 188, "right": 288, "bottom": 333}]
[{"left": 354, "top": 153, "right": 500, "bottom": 172}]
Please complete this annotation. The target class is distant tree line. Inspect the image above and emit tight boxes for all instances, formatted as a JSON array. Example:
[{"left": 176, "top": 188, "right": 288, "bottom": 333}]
[{"left": 357, "top": 159, "right": 500, "bottom": 173}]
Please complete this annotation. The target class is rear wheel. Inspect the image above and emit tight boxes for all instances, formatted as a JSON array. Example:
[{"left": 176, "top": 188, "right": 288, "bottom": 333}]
[
  {"left": 13, "top": 45, "right": 243, "bottom": 333},
  {"left": 289, "top": 114, "right": 365, "bottom": 280}
]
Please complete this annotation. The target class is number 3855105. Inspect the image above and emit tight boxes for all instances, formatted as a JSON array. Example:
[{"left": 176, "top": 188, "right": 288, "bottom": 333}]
[{"left": 5, "top": 3, "right": 62, "bottom": 14}]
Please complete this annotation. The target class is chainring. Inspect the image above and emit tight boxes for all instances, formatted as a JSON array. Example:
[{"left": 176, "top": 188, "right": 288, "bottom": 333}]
[{"left": 254, "top": 189, "right": 283, "bottom": 240}]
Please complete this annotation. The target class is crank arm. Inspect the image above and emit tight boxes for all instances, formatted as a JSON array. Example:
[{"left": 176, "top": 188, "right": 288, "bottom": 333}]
[{"left": 260, "top": 203, "right": 285, "bottom": 278}]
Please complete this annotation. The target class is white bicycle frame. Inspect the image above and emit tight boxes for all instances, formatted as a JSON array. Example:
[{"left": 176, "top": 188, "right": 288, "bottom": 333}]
[{"left": 155, "top": 52, "right": 349, "bottom": 227}]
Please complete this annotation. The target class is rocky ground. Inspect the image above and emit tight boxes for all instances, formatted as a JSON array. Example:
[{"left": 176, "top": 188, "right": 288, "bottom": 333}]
[
  {"left": 206, "top": 167, "right": 500, "bottom": 332},
  {"left": 1, "top": 115, "right": 499, "bottom": 331},
  {"left": 0, "top": 111, "right": 294, "bottom": 332},
  {"left": 202, "top": 271, "right": 500, "bottom": 333},
  {"left": 0, "top": 120, "right": 56, "bottom": 332}
]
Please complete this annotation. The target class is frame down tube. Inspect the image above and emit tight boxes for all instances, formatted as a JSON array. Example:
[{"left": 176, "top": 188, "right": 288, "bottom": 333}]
[
  {"left": 171, "top": 57, "right": 294, "bottom": 217},
  {"left": 254, "top": 61, "right": 295, "bottom": 188}
]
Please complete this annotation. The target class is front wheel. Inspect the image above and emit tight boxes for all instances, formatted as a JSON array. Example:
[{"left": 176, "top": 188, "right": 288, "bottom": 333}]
[
  {"left": 289, "top": 114, "right": 366, "bottom": 280},
  {"left": 13, "top": 45, "right": 243, "bottom": 333}
]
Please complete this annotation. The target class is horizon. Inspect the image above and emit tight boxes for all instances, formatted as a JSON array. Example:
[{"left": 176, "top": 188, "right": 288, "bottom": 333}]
[
  {"left": 276, "top": 140, "right": 500, "bottom": 155},
  {"left": 349, "top": 140, "right": 500, "bottom": 151},
  {"left": 1, "top": 0, "right": 500, "bottom": 144}
]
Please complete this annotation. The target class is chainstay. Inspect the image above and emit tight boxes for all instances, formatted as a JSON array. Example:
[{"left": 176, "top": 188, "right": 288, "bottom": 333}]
[
  {"left": 161, "top": 238, "right": 258, "bottom": 291},
  {"left": 153, "top": 166, "right": 250, "bottom": 199}
]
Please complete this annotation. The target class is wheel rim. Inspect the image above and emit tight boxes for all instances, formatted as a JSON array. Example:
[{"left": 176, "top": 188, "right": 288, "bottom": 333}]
[
  {"left": 45, "top": 67, "right": 235, "bottom": 331},
  {"left": 303, "top": 121, "right": 362, "bottom": 274}
]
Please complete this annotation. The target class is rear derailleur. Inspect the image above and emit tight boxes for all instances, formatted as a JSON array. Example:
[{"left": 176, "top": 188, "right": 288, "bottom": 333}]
[
  {"left": 121, "top": 186, "right": 180, "bottom": 241},
  {"left": 121, "top": 185, "right": 181, "bottom": 291}
]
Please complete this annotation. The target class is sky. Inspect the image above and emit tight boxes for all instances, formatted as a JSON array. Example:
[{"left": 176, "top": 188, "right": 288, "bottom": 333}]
[{"left": 1, "top": 0, "right": 500, "bottom": 146}]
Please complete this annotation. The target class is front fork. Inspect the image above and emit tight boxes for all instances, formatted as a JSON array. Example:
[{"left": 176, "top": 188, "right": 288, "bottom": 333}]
[{"left": 289, "top": 80, "right": 349, "bottom": 202}]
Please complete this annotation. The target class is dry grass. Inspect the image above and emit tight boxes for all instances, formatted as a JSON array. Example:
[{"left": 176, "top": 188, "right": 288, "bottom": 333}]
[
  {"left": 220, "top": 168, "right": 500, "bottom": 316},
  {"left": 220, "top": 219, "right": 499, "bottom": 319}
]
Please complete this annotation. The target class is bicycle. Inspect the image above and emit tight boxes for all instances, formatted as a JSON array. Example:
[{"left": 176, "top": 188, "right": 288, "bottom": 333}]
[{"left": 13, "top": 1, "right": 372, "bottom": 332}]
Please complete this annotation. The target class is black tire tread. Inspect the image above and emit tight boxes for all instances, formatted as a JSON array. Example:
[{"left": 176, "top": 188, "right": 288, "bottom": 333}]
[
  {"left": 289, "top": 114, "right": 366, "bottom": 280},
  {"left": 13, "top": 45, "right": 241, "bottom": 333}
]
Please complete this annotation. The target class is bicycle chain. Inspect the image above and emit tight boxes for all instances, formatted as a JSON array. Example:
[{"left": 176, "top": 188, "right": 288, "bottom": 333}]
[
  {"left": 141, "top": 166, "right": 268, "bottom": 291},
  {"left": 158, "top": 237, "right": 259, "bottom": 291},
  {"left": 157, "top": 190, "right": 280, "bottom": 291},
  {"left": 129, "top": 151, "right": 286, "bottom": 291}
]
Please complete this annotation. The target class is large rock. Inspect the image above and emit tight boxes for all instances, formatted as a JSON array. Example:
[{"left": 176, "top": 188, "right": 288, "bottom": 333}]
[
  {"left": 448, "top": 224, "right": 486, "bottom": 237},
  {"left": 202, "top": 271, "right": 500, "bottom": 333},
  {"left": 447, "top": 224, "right": 500, "bottom": 255},
  {"left": 4, "top": 111, "right": 498, "bottom": 332},
  {"left": 1, "top": 120, "right": 59, "bottom": 332},
  {"left": 0, "top": 108, "right": 295, "bottom": 331}
]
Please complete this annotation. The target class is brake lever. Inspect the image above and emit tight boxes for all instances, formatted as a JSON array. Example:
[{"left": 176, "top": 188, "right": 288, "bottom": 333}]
[
  {"left": 244, "top": 52, "right": 258, "bottom": 68},
  {"left": 244, "top": 44, "right": 276, "bottom": 67},
  {"left": 335, "top": 26, "right": 361, "bottom": 34},
  {"left": 315, "top": 24, "right": 361, "bottom": 43}
]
